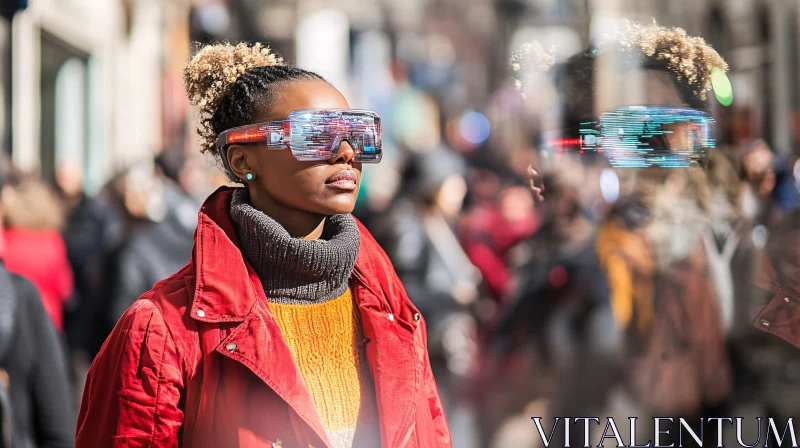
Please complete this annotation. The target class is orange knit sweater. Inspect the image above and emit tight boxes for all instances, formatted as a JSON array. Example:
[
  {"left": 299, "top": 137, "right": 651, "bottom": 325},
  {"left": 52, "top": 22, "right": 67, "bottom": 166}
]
[{"left": 269, "top": 286, "right": 380, "bottom": 448}]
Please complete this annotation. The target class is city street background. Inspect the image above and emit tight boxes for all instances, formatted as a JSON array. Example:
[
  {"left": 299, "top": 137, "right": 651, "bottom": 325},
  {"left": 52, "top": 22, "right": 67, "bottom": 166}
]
[{"left": 2, "top": 0, "right": 800, "bottom": 446}]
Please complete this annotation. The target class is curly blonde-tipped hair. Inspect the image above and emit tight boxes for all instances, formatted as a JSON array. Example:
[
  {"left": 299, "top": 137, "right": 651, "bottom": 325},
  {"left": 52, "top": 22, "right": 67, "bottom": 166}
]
[
  {"left": 183, "top": 42, "right": 283, "bottom": 154},
  {"left": 510, "top": 41, "right": 556, "bottom": 98},
  {"left": 613, "top": 19, "right": 728, "bottom": 100},
  {"left": 512, "top": 20, "right": 729, "bottom": 101}
]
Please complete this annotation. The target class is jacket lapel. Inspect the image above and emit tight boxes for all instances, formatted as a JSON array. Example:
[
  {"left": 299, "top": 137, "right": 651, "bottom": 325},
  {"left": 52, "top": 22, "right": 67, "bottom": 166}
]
[
  {"left": 216, "top": 276, "right": 334, "bottom": 448},
  {"left": 218, "top": 266, "right": 424, "bottom": 448},
  {"left": 352, "top": 267, "right": 421, "bottom": 448},
  {"left": 189, "top": 188, "right": 333, "bottom": 448}
]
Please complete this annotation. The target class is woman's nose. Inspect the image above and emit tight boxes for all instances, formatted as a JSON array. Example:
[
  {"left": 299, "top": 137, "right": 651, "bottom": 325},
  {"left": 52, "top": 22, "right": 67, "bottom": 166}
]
[{"left": 329, "top": 141, "right": 355, "bottom": 164}]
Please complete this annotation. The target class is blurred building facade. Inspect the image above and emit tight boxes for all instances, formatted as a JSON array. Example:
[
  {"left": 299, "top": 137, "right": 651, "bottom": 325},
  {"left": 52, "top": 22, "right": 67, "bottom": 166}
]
[
  {"left": 0, "top": 0, "right": 798, "bottom": 191},
  {"left": 1, "top": 0, "right": 192, "bottom": 193}
]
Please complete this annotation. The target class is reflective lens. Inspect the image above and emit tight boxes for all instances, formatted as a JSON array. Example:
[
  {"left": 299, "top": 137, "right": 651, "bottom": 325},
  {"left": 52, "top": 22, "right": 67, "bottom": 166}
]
[
  {"left": 216, "top": 109, "right": 383, "bottom": 176},
  {"left": 287, "top": 109, "right": 382, "bottom": 163},
  {"left": 578, "top": 106, "right": 715, "bottom": 168}
]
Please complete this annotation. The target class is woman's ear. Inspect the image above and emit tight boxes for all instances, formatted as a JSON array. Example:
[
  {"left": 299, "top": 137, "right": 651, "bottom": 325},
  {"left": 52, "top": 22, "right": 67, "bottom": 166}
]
[{"left": 227, "top": 145, "right": 254, "bottom": 181}]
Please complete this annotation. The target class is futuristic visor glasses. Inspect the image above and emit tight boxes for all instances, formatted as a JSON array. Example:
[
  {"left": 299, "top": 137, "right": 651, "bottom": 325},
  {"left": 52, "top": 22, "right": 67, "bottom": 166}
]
[
  {"left": 216, "top": 109, "right": 382, "bottom": 180},
  {"left": 545, "top": 106, "right": 715, "bottom": 168}
]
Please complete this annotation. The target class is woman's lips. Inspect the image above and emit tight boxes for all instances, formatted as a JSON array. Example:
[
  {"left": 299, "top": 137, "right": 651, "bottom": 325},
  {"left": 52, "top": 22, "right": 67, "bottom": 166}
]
[{"left": 325, "top": 169, "right": 358, "bottom": 191}]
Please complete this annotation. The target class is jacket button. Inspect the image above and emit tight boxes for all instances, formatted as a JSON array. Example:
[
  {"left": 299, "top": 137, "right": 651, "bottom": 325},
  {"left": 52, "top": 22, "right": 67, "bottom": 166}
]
[
  {"left": 413, "top": 313, "right": 421, "bottom": 321},
  {"left": 196, "top": 309, "right": 206, "bottom": 318},
  {"left": 225, "top": 342, "right": 237, "bottom": 351},
  {"left": 387, "top": 313, "right": 394, "bottom": 322},
  {"left": 761, "top": 319, "right": 771, "bottom": 327}
]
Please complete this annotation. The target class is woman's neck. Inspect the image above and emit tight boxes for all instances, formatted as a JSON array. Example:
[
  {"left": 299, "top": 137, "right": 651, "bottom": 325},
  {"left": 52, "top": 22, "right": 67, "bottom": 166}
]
[
  {"left": 248, "top": 188, "right": 325, "bottom": 240},
  {"left": 228, "top": 188, "right": 361, "bottom": 304}
]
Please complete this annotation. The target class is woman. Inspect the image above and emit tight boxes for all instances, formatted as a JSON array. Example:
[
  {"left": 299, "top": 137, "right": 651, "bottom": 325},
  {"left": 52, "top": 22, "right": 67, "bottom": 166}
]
[
  {"left": 77, "top": 42, "right": 451, "bottom": 448},
  {"left": 1, "top": 172, "right": 74, "bottom": 333}
]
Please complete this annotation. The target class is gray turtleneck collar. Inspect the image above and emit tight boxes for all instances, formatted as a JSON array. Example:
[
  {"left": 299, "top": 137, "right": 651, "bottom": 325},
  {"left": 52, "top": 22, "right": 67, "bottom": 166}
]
[{"left": 229, "top": 189, "right": 360, "bottom": 304}]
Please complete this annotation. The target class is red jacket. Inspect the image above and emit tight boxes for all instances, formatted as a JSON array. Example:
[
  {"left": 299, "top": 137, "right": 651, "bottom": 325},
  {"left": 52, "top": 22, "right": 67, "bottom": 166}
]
[
  {"left": 752, "top": 209, "right": 800, "bottom": 349},
  {"left": 76, "top": 187, "right": 451, "bottom": 448},
  {"left": 2, "top": 227, "right": 74, "bottom": 332}
]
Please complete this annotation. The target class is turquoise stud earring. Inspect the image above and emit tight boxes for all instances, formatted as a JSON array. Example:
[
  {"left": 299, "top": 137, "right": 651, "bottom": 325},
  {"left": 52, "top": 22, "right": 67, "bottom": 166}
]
[{"left": 246, "top": 173, "right": 254, "bottom": 181}]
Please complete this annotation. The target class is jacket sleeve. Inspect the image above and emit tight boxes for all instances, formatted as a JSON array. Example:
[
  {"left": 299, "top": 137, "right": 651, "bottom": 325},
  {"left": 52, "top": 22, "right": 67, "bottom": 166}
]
[
  {"left": 12, "top": 275, "right": 76, "bottom": 447},
  {"left": 76, "top": 298, "right": 184, "bottom": 447},
  {"left": 419, "top": 318, "right": 452, "bottom": 447}
]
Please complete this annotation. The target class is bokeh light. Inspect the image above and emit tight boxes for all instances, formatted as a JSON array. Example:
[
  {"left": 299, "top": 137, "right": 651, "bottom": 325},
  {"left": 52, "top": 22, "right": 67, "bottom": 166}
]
[
  {"left": 459, "top": 111, "right": 491, "bottom": 145},
  {"left": 711, "top": 66, "right": 733, "bottom": 107},
  {"left": 599, "top": 168, "right": 620, "bottom": 203}
]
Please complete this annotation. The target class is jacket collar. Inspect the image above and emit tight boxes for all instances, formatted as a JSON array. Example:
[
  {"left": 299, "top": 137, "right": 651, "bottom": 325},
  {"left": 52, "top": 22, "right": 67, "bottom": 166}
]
[
  {"left": 189, "top": 187, "right": 258, "bottom": 322},
  {"left": 188, "top": 187, "right": 421, "bottom": 328}
]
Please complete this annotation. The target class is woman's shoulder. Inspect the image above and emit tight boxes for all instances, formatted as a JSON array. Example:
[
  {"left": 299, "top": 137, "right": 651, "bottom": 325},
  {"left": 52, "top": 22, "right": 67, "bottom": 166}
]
[{"left": 81, "top": 282, "right": 190, "bottom": 444}]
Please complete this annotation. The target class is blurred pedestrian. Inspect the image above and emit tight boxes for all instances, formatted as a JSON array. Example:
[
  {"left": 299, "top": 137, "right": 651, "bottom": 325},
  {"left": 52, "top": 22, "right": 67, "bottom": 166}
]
[
  {"left": 701, "top": 149, "right": 749, "bottom": 336},
  {"left": 55, "top": 161, "right": 124, "bottom": 382},
  {"left": 63, "top": 168, "right": 138, "bottom": 364},
  {"left": 514, "top": 21, "right": 733, "bottom": 445},
  {"left": 460, "top": 170, "right": 538, "bottom": 304},
  {"left": 57, "top": 161, "right": 123, "bottom": 322},
  {"left": 0, "top": 171, "right": 74, "bottom": 333},
  {"left": 739, "top": 139, "right": 778, "bottom": 227},
  {"left": 77, "top": 42, "right": 450, "bottom": 448},
  {"left": 372, "top": 145, "right": 481, "bottom": 448},
  {"left": 0, "top": 157, "right": 76, "bottom": 448},
  {"left": 104, "top": 150, "right": 200, "bottom": 328},
  {"left": 483, "top": 165, "right": 613, "bottom": 446},
  {"left": 373, "top": 146, "right": 481, "bottom": 375}
]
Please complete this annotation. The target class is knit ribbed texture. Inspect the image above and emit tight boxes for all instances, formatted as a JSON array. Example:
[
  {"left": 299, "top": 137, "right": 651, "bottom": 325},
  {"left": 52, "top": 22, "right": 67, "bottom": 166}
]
[
  {"left": 229, "top": 188, "right": 360, "bottom": 304},
  {"left": 270, "top": 287, "right": 380, "bottom": 448}
]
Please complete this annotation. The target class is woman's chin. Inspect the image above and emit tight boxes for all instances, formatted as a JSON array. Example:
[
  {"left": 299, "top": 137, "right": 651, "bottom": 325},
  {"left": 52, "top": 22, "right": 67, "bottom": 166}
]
[{"left": 316, "top": 197, "right": 357, "bottom": 216}]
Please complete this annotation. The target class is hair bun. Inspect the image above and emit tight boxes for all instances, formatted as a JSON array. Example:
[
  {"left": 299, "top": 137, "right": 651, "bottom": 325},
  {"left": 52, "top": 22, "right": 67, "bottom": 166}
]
[
  {"left": 183, "top": 42, "right": 283, "bottom": 152},
  {"left": 184, "top": 42, "right": 282, "bottom": 107}
]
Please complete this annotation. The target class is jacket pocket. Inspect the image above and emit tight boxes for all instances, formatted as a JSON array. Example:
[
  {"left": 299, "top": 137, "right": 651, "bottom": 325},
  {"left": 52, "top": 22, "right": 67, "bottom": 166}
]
[{"left": 755, "top": 288, "right": 800, "bottom": 349}]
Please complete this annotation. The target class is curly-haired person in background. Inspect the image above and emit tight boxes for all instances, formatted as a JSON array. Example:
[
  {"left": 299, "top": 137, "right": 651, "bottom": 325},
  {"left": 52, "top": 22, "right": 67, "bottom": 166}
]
[
  {"left": 510, "top": 21, "right": 735, "bottom": 447},
  {"left": 76, "top": 43, "right": 451, "bottom": 448}
]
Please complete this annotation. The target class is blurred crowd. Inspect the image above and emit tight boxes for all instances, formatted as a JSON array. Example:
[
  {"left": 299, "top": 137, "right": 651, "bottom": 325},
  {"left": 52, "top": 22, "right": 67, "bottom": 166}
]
[{"left": 1, "top": 44, "right": 800, "bottom": 448}]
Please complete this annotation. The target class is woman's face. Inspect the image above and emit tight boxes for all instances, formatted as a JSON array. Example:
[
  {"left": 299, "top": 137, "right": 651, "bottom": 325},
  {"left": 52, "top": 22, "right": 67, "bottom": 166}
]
[
  {"left": 227, "top": 79, "right": 362, "bottom": 216},
  {"left": 627, "top": 69, "right": 700, "bottom": 153}
]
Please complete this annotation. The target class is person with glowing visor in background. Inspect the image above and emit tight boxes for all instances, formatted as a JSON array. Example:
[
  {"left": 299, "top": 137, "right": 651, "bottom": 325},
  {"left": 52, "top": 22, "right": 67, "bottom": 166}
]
[
  {"left": 77, "top": 42, "right": 451, "bottom": 448},
  {"left": 512, "top": 21, "right": 738, "bottom": 447}
]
